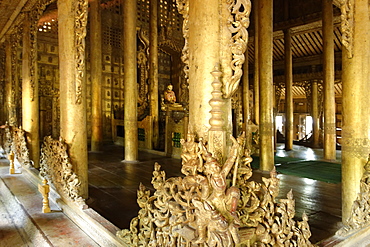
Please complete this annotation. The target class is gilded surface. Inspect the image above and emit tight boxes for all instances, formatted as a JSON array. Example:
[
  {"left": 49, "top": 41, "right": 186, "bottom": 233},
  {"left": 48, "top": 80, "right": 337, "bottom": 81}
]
[
  {"left": 39, "top": 136, "right": 85, "bottom": 206},
  {"left": 333, "top": 0, "right": 353, "bottom": 58},
  {"left": 75, "top": 0, "right": 88, "bottom": 104},
  {"left": 117, "top": 134, "right": 315, "bottom": 246},
  {"left": 12, "top": 127, "right": 32, "bottom": 167},
  {"left": 29, "top": 0, "right": 56, "bottom": 101},
  {"left": 223, "top": 0, "right": 251, "bottom": 98},
  {"left": 337, "top": 154, "right": 370, "bottom": 236},
  {"left": 175, "top": 0, "right": 189, "bottom": 104}
]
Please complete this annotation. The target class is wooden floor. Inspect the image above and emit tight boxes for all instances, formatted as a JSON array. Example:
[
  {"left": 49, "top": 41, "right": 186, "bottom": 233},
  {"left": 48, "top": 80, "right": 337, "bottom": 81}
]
[{"left": 87, "top": 143, "right": 342, "bottom": 245}]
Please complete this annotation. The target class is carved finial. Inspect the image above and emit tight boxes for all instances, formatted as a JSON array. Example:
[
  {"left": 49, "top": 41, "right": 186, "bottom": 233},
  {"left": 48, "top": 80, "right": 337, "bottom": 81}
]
[
  {"left": 8, "top": 151, "right": 15, "bottom": 174},
  {"left": 38, "top": 179, "right": 51, "bottom": 213},
  {"left": 209, "top": 64, "right": 225, "bottom": 131}
]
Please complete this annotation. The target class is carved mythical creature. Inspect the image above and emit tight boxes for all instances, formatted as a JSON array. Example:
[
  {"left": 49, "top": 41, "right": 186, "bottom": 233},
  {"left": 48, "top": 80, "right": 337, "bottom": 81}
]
[{"left": 117, "top": 133, "right": 315, "bottom": 246}]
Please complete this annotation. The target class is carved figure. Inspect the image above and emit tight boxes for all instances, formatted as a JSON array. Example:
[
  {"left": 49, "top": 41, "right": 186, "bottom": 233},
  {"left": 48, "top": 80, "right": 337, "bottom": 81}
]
[
  {"left": 164, "top": 84, "right": 176, "bottom": 104},
  {"left": 180, "top": 132, "right": 202, "bottom": 175}
]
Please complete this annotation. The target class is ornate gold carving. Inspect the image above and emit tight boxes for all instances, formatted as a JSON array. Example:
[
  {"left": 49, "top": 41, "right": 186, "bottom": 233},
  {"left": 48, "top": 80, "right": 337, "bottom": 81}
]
[
  {"left": 209, "top": 65, "right": 225, "bottom": 131},
  {"left": 39, "top": 136, "right": 85, "bottom": 206},
  {"left": 12, "top": 127, "right": 32, "bottom": 167},
  {"left": 175, "top": 0, "right": 189, "bottom": 105},
  {"left": 137, "top": 32, "right": 150, "bottom": 119},
  {"left": 9, "top": 24, "right": 23, "bottom": 126},
  {"left": 337, "top": 154, "right": 370, "bottom": 236},
  {"left": 29, "top": 0, "right": 56, "bottom": 101},
  {"left": 333, "top": 0, "right": 353, "bottom": 58},
  {"left": 38, "top": 179, "right": 51, "bottom": 213},
  {"left": 117, "top": 134, "right": 315, "bottom": 246},
  {"left": 117, "top": 136, "right": 242, "bottom": 246},
  {"left": 223, "top": 0, "right": 251, "bottom": 98},
  {"left": 75, "top": 0, "right": 88, "bottom": 104}
]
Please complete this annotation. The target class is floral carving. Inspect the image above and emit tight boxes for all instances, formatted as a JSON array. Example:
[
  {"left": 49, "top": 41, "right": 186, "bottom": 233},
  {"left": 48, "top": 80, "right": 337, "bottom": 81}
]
[
  {"left": 39, "top": 136, "right": 85, "bottom": 205},
  {"left": 223, "top": 0, "right": 251, "bottom": 98},
  {"left": 75, "top": 0, "right": 88, "bottom": 104},
  {"left": 333, "top": 0, "right": 353, "bottom": 58}
]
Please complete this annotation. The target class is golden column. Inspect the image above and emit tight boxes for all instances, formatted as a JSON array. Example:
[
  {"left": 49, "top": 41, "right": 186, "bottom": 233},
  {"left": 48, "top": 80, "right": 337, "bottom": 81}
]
[
  {"left": 123, "top": 0, "right": 138, "bottom": 161},
  {"left": 58, "top": 0, "right": 89, "bottom": 198},
  {"left": 284, "top": 29, "right": 293, "bottom": 151},
  {"left": 341, "top": 0, "right": 370, "bottom": 222},
  {"left": 253, "top": 0, "right": 260, "bottom": 125},
  {"left": 22, "top": 13, "right": 40, "bottom": 168},
  {"left": 4, "top": 37, "right": 12, "bottom": 125},
  {"left": 188, "top": 0, "right": 226, "bottom": 141},
  {"left": 322, "top": 0, "right": 336, "bottom": 160},
  {"left": 311, "top": 80, "right": 320, "bottom": 148},
  {"left": 149, "top": 0, "right": 159, "bottom": 150},
  {"left": 258, "top": 0, "right": 274, "bottom": 171},
  {"left": 90, "top": 0, "right": 103, "bottom": 152}
]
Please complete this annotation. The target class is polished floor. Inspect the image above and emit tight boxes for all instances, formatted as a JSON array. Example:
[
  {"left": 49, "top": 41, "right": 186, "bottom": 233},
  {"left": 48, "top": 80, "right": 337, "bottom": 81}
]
[{"left": 87, "top": 143, "right": 343, "bottom": 245}]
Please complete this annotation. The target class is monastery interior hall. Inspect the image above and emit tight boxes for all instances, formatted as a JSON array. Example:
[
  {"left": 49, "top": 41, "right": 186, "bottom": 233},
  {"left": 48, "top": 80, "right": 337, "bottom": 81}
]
[{"left": 1, "top": 0, "right": 370, "bottom": 246}]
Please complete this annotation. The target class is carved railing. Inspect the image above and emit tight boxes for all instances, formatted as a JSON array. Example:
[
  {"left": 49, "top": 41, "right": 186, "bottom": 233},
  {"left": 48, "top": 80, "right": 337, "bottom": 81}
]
[
  {"left": 117, "top": 134, "right": 315, "bottom": 246},
  {"left": 39, "top": 136, "right": 85, "bottom": 207}
]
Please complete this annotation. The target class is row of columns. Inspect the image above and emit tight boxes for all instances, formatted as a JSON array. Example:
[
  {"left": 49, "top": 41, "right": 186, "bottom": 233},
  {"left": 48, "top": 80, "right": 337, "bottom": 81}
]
[
  {"left": 248, "top": 0, "right": 370, "bottom": 222},
  {"left": 3, "top": 0, "right": 370, "bottom": 224}
]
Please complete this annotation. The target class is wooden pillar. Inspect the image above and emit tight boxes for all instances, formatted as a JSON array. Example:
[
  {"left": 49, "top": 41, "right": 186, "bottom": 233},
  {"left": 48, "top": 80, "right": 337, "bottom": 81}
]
[
  {"left": 90, "top": 0, "right": 103, "bottom": 152},
  {"left": 123, "top": 0, "right": 138, "bottom": 161},
  {"left": 341, "top": 0, "right": 370, "bottom": 222},
  {"left": 253, "top": 0, "right": 259, "bottom": 125},
  {"left": 311, "top": 80, "right": 320, "bottom": 148},
  {"left": 22, "top": 13, "right": 40, "bottom": 168},
  {"left": 322, "top": 0, "right": 336, "bottom": 160},
  {"left": 284, "top": 29, "right": 293, "bottom": 151},
  {"left": 58, "top": 0, "right": 89, "bottom": 198},
  {"left": 258, "top": 0, "right": 274, "bottom": 171},
  {"left": 188, "top": 0, "right": 232, "bottom": 143},
  {"left": 149, "top": 0, "right": 159, "bottom": 150}
]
